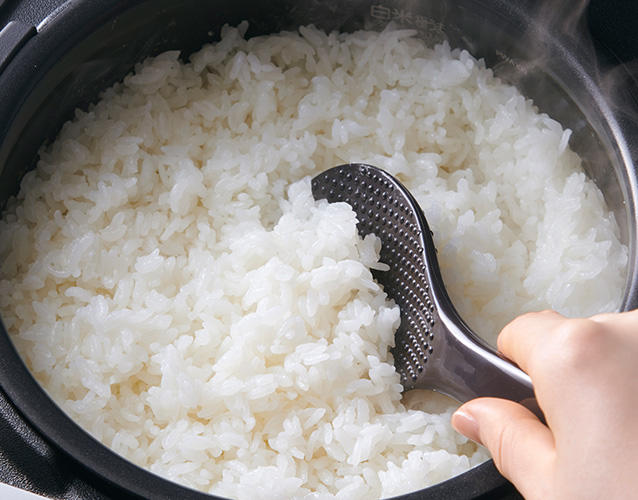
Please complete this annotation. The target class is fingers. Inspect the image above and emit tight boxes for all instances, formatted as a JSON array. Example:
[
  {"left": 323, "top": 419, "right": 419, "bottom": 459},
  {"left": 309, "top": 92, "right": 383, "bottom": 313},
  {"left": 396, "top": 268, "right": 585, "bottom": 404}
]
[
  {"left": 452, "top": 398, "right": 555, "bottom": 500},
  {"left": 497, "top": 309, "right": 636, "bottom": 376},
  {"left": 497, "top": 310, "right": 566, "bottom": 375},
  {"left": 496, "top": 309, "right": 630, "bottom": 438}
]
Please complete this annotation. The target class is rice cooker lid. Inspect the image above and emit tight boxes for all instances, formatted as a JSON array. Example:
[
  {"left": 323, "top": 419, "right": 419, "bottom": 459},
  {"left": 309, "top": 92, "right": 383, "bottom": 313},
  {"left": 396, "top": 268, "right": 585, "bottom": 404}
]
[{"left": 0, "top": 0, "right": 636, "bottom": 499}]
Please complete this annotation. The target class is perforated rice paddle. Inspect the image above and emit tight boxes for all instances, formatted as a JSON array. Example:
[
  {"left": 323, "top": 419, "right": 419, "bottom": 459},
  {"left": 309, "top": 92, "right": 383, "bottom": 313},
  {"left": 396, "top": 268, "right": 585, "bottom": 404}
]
[{"left": 312, "top": 163, "right": 542, "bottom": 417}]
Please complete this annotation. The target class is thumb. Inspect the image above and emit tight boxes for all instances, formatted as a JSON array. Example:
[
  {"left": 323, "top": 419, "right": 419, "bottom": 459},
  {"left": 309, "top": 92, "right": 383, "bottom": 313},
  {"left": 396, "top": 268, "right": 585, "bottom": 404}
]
[{"left": 452, "top": 398, "right": 555, "bottom": 500}]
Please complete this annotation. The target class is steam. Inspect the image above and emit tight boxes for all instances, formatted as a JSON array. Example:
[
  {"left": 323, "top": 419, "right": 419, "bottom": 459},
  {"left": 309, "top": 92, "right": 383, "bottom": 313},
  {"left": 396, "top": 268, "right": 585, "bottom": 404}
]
[
  {"left": 361, "top": 0, "right": 637, "bottom": 166},
  {"left": 600, "top": 60, "right": 638, "bottom": 122},
  {"left": 491, "top": 0, "right": 637, "bottom": 273},
  {"left": 533, "top": 0, "right": 591, "bottom": 43},
  {"left": 362, "top": 0, "right": 636, "bottom": 248},
  {"left": 524, "top": 0, "right": 637, "bottom": 121},
  {"left": 480, "top": 0, "right": 637, "bottom": 164}
]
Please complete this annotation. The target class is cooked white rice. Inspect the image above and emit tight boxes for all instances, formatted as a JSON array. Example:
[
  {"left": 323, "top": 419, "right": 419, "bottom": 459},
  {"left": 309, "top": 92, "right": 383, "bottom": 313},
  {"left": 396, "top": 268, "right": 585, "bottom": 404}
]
[{"left": 0, "top": 23, "right": 627, "bottom": 499}]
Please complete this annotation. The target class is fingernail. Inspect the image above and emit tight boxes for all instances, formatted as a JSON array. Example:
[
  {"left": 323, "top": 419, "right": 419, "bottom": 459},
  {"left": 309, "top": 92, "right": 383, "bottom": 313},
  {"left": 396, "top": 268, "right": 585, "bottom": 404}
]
[{"left": 452, "top": 408, "right": 481, "bottom": 444}]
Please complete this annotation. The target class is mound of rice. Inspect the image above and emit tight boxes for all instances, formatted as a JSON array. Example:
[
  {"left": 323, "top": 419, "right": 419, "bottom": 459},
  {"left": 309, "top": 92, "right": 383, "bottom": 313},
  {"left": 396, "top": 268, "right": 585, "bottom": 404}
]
[{"left": 0, "top": 23, "right": 627, "bottom": 499}]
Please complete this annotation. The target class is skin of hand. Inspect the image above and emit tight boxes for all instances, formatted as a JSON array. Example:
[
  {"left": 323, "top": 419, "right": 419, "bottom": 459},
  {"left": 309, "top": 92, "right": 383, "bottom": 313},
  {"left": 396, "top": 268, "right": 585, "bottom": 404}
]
[{"left": 451, "top": 309, "right": 638, "bottom": 500}]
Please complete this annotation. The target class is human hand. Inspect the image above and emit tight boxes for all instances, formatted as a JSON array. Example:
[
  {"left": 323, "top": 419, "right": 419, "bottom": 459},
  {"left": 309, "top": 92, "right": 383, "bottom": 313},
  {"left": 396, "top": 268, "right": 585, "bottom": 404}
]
[{"left": 451, "top": 309, "right": 638, "bottom": 500}]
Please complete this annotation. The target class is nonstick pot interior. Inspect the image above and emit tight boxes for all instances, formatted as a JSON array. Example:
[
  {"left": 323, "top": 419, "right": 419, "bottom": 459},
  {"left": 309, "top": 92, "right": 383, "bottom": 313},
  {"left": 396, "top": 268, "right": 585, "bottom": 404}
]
[{"left": 0, "top": 0, "right": 636, "bottom": 499}]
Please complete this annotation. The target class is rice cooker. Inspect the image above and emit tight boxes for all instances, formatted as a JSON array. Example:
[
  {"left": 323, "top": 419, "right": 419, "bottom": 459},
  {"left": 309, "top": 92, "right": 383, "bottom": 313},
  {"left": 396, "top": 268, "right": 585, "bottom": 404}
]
[{"left": 0, "top": 0, "right": 636, "bottom": 499}]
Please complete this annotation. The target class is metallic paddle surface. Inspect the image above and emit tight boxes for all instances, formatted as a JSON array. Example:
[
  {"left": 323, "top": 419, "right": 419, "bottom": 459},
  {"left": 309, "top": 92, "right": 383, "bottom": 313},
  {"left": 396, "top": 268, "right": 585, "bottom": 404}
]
[{"left": 312, "top": 163, "right": 542, "bottom": 421}]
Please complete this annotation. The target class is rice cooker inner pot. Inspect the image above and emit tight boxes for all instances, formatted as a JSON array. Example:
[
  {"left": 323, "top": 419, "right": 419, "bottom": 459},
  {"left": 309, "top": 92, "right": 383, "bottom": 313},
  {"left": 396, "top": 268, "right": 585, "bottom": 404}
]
[{"left": 0, "top": 0, "right": 636, "bottom": 499}]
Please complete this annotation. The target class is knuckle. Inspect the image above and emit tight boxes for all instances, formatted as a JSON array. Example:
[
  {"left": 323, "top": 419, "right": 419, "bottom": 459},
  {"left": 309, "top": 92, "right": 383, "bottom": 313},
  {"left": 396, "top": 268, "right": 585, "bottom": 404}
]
[
  {"left": 551, "top": 318, "right": 602, "bottom": 371},
  {"left": 499, "top": 310, "right": 554, "bottom": 346},
  {"left": 589, "top": 311, "right": 614, "bottom": 322},
  {"left": 538, "top": 309, "right": 557, "bottom": 316},
  {"left": 532, "top": 309, "right": 560, "bottom": 320}
]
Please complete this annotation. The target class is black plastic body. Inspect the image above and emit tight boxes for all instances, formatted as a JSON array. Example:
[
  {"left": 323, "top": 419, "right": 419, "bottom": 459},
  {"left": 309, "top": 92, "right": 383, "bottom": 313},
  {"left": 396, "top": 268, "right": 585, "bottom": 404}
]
[
  {"left": 0, "top": 21, "right": 35, "bottom": 73},
  {"left": 0, "top": 1, "right": 636, "bottom": 499}
]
